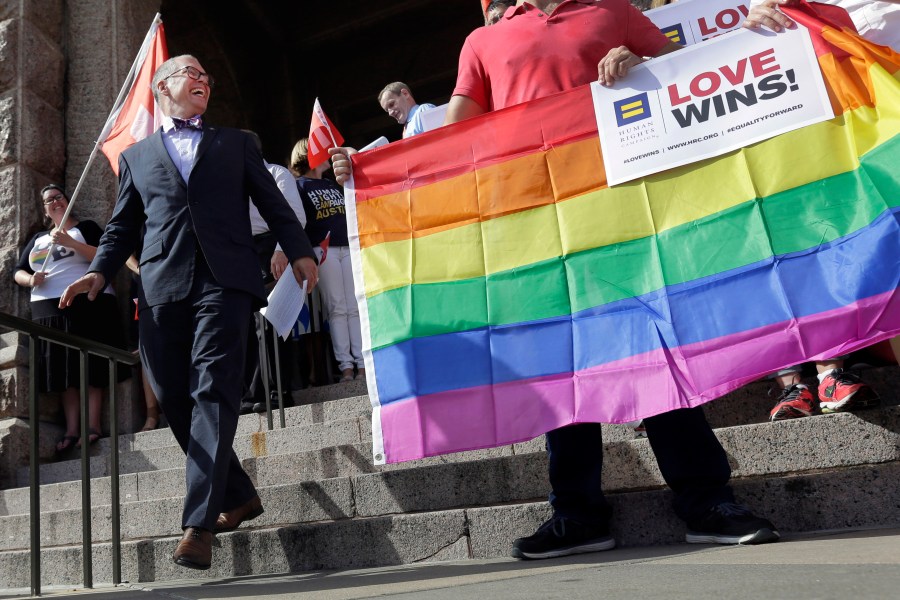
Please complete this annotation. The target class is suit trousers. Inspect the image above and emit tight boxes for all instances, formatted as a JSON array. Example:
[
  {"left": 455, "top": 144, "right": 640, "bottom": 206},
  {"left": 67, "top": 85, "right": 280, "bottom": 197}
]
[
  {"left": 139, "top": 256, "right": 257, "bottom": 530},
  {"left": 547, "top": 406, "right": 734, "bottom": 525}
]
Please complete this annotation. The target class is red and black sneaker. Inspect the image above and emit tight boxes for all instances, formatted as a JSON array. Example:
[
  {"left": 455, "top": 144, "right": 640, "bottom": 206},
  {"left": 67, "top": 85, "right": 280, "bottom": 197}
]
[
  {"left": 818, "top": 368, "right": 879, "bottom": 413},
  {"left": 769, "top": 384, "right": 817, "bottom": 421}
]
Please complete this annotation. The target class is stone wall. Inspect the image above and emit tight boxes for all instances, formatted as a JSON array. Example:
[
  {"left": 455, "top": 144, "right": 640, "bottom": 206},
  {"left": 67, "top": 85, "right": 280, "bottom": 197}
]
[
  {"left": 63, "top": 0, "right": 158, "bottom": 224},
  {"left": 0, "top": 1, "right": 157, "bottom": 485},
  {"left": 0, "top": 0, "right": 66, "bottom": 319}
]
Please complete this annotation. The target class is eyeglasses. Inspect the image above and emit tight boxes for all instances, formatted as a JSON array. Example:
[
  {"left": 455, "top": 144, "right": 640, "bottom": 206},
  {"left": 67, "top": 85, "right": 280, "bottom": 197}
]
[
  {"left": 164, "top": 65, "right": 215, "bottom": 88},
  {"left": 42, "top": 194, "right": 66, "bottom": 205}
]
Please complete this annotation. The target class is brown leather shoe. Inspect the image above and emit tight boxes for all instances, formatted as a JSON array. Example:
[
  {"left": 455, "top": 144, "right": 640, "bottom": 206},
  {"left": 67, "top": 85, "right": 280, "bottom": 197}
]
[
  {"left": 173, "top": 527, "right": 212, "bottom": 570},
  {"left": 215, "top": 495, "right": 264, "bottom": 533}
]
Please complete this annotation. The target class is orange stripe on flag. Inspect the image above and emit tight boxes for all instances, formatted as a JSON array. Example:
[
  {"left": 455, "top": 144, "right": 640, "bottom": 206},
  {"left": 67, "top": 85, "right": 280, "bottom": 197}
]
[
  {"left": 356, "top": 137, "right": 606, "bottom": 248},
  {"left": 785, "top": 2, "right": 900, "bottom": 113}
]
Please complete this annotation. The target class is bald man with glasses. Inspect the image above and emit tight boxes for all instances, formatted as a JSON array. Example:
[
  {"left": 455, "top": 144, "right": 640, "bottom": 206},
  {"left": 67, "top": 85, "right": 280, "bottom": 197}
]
[{"left": 62, "top": 54, "right": 318, "bottom": 570}]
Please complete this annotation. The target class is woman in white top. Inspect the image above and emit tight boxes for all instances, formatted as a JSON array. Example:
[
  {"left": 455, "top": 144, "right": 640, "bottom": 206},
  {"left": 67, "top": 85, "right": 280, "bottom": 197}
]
[{"left": 14, "top": 185, "right": 124, "bottom": 452}]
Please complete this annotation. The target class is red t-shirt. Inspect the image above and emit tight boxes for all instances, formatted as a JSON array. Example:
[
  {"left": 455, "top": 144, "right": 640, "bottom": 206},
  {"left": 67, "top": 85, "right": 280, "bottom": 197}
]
[{"left": 453, "top": 0, "right": 670, "bottom": 111}]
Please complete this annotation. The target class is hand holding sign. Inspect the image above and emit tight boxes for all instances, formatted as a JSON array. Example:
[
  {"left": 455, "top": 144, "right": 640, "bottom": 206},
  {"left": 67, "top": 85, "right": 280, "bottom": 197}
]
[
  {"left": 743, "top": 0, "right": 798, "bottom": 33},
  {"left": 598, "top": 46, "right": 645, "bottom": 87}
]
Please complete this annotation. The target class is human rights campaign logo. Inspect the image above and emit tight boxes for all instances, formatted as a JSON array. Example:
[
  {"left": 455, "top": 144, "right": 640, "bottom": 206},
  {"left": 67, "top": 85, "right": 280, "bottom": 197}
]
[
  {"left": 614, "top": 93, "right": 652, "bottom": 127},
  {"left": 660, "top": 23, "right": 686, "bottom": 45}
]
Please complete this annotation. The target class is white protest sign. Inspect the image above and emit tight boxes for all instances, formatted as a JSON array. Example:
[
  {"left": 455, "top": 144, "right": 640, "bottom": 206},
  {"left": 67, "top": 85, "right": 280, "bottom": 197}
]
[
  {"left": 646, "top": 0, "right": 753, "bottom": 46},
  {"left": 419, "top": 104, "right": 448, "bottom": 134},
  {"left": 591, "top": 27, "right": 834, "bottom": 187}
]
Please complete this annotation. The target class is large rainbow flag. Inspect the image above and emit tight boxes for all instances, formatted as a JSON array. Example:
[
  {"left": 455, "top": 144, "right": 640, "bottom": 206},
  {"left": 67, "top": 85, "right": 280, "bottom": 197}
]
[{"left": 347, "top": 4, "right": 900, "bottom": 464}]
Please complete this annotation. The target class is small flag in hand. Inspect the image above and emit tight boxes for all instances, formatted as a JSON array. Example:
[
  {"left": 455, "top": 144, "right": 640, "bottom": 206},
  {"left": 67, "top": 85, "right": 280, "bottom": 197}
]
[
  {"left": 319, "top": 231, "right": 331, "bottom": 265},
  {"left": 293, "top": 302, "right": 311, "bottom": 337},
  {"left": 308, "top": 99, "right": 344, "bottom": 170},
  {"left": 100, "top": 17, "right": 168, "bottom": 174}
]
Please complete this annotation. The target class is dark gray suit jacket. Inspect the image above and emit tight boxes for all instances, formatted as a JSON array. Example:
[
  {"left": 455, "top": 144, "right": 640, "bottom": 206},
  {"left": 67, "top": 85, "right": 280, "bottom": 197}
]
[{"left": 91, "top": 126, "right": 316, "bottom": 308}]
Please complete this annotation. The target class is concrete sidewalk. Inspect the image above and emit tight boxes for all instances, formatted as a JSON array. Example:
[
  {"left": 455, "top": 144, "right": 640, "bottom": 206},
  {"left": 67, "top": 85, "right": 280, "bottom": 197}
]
[{"left": 5, "top": 528, "right": 900, "bottom": 600}]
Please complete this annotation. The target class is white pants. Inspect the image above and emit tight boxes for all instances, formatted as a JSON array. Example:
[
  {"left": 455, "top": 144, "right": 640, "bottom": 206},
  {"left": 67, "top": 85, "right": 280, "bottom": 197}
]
[{"left": 316, "top": 246, "right": 363, "bottom": 371}]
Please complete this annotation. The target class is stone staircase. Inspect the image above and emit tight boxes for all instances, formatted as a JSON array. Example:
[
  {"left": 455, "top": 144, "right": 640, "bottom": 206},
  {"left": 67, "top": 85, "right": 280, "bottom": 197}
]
[{"left": 1, "top": 367, "right": 898, "bottom": 589}]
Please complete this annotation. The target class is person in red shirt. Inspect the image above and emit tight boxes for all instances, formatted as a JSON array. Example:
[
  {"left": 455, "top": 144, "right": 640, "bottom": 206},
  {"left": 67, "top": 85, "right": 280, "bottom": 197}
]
[{"left": 333, "top": 0, "right": 779, "bottom": 560}]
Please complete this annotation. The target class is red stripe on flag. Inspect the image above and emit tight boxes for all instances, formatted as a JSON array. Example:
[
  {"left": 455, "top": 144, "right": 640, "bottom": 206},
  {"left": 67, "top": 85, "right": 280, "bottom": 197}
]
[
  {"left": 782, "top": 1, "right": 856, "bottom": 58},
  {"left": 351, "top": 85, "right": 598, "bottom": 200}
]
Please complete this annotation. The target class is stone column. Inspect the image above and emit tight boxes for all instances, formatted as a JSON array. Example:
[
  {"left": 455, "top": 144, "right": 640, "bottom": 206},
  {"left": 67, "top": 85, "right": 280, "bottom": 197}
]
[
  {"left": 0, "top": 1, "right": 158, "bottom": 484},
  {"left": 0, "top": 1, "right": 66, "bottom": 483},
  {"left": 64, "top": 0, "right": 159, "bottom": 222},
  {"left": 0, "top": 0, "right": 66, "bottom": 319}
]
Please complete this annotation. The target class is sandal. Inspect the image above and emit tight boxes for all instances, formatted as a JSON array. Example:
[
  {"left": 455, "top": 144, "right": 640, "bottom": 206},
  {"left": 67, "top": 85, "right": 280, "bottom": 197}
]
[
  {"left": 56, "top": 435, "right": 79, "bottom": 453},
  {"left": 140, "top": 406, "right": 160, "bottom": 432},
  {"left": 76, "top": 428, "right": 102, "bottom": 448},
  {"left": 139, "top": 416, "right": 159, "bottom": 433}
]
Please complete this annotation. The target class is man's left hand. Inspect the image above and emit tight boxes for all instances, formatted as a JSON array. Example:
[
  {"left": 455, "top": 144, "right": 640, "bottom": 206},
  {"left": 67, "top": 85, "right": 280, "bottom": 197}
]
[
  {"left": 271, "top": 250, "right": 289, "bottom": 280},
  {"left": 291, "top": 257, "right": 318, "bottom": 291},
  {"left": 598, "top": 46, "right": 643, "bottom": 86}
]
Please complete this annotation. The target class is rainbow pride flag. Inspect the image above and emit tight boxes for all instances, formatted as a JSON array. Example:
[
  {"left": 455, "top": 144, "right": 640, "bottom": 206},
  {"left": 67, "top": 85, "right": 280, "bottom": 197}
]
[
  {"left": 29, "top": 246, "right": 50, "bottom": 268},
  {"left": 347, "top": 5, "right": 900, "bottom": 464}
]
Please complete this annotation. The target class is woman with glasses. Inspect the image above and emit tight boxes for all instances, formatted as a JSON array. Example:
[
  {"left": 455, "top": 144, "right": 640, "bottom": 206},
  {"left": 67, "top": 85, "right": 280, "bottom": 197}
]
[{"left": 13, "top": 185, "right": 125, "bottom": 453}]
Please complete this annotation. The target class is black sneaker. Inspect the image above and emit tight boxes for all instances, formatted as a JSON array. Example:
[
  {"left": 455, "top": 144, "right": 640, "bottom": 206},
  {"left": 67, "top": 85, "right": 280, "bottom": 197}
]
[
  {"left": 511, "top": 516, "right": 615, "bottom": 560},
  {"left": 686, "top": 503, "right": 780, "bottom": 545}
]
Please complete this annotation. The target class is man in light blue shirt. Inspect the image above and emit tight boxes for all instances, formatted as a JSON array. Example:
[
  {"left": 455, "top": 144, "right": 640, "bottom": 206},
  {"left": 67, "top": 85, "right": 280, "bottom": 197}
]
[
  {"left": 377, "top": 81, "right": 436, "bottom": 138},
  {"left": 62, "top": 54, "right": 318, "bottom": 572}
]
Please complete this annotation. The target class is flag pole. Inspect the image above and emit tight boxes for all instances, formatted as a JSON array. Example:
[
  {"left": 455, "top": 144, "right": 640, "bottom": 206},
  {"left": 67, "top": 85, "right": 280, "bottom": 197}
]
[{"left": 41, "top": 13, "right": 163, "bottom": 273}]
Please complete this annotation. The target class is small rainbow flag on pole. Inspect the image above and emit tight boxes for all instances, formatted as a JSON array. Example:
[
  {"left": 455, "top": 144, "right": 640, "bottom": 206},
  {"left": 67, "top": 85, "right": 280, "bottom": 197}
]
[
  {"left": 347, "top": 4, "right": 900, "bottom": 464},
  {"left": 29, "top": 246, "right": 50, "bottom": 268}
]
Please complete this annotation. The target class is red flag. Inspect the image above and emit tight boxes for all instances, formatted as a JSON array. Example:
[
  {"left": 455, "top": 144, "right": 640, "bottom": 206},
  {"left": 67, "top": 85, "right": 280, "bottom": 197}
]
[
  {"left": 319, "top": 231, "right": 331, "bottom": 265},
  {"left": 307, "top": 98, "right": 344, "bottom": 170},
  {"left": 100, "top": 18, "right": 168, "bottom": 174}
]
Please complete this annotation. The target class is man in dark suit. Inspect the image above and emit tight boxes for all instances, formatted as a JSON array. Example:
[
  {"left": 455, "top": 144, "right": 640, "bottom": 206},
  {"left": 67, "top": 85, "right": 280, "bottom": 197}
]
[{"left": 60, "top": 54, "right": 318, "bottom": 570}]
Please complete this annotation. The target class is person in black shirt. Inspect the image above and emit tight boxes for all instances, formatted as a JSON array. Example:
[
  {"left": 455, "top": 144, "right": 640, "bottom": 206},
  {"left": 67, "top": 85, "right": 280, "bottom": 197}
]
[{"left": 290, "top": 137, "right": 364, "bottom": 382}]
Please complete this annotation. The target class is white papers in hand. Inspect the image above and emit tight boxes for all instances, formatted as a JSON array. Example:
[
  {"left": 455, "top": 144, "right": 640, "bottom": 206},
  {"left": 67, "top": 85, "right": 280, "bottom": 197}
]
[{"left": 260, "top": 275, "right": 308, "bottom": 340}]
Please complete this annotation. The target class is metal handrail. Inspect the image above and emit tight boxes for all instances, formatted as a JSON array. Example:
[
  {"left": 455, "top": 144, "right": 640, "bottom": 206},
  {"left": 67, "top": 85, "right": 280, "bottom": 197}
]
[
  {"left": 0, "top": 312, "right": 139, "bottom": 362},
  {"left": 1, "top": 288, "right": 334, "bottom": 594},
  {"left": 0, "top": 311, "right": 140, "bottom": 597}
]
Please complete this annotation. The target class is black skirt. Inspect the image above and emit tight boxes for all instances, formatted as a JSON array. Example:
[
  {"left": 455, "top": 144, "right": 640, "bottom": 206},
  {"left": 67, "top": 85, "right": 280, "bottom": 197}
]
[{"left": 31, "top": 294, "right": 127, "bottom": 392}]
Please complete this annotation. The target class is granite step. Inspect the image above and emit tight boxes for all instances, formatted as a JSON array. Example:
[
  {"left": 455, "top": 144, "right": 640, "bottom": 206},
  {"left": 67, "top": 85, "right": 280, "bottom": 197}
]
[
  {"left": 4, "top": 399, "right": 897, "bottom": 516},
  {"left": 25, "top": 364, "right": 900, "bottom": 487},
  {"left": 0, "top": 440, "right": 524, "bottom": 517},
  {"left": 22, "top": 362, "right": 898, "bottom": 479},
  {"left": 2, "top": 460, "right": 899, "bottom": 589},
  {"left": 16, "top": 412, "right": 372, "bottom": 487},
  {"left": 2, "top": 406, "right": 896, "bottom": 550},
  {"left": 18, "top": 361, "right": 896, "bottom": 488}
]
